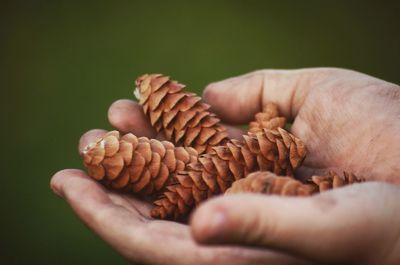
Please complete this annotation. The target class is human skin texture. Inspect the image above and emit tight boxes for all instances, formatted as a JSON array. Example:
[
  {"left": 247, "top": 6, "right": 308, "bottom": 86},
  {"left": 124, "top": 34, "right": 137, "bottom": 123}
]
[{"left": 51, "top": 68, "right": 400, "bottom": 265}]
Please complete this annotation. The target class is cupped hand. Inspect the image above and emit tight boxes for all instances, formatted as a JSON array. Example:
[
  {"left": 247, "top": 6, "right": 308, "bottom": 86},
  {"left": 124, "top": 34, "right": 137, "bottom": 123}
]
[
  {"left": 50, "top": 101, "right": 311, "bottom": 264},
  {"left": 191, "top": 182, "right": 400, "bottom": 265},
  {"left": 202, "top": 68, "right": 400, "bottom": 182},
  {"left": 190, "top": 68, "right": 400, "bottom": 264}
]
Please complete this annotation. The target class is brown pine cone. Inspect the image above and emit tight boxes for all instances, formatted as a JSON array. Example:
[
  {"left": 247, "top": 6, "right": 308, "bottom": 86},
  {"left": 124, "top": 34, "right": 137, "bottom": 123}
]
[
  {"left": 81, "top": 131, "right": 198, "bottom": 196},
  {"left": 310, "top": 171, "right": 364, "bottom": 192},
  {"left": 225, "top": 171, "right": 318, "bottom": 196},
  {"left": 248, "top": 103, "right": 287, "bottom": 133},
  {"left": 225, "top": 170, "right": 364, "bottom": 196},
  {"left": 151, "top": 127, "right": 306, "bottom": 220},
  {"left": 135, "top": 74, "right": 229, "bottom": 154}
]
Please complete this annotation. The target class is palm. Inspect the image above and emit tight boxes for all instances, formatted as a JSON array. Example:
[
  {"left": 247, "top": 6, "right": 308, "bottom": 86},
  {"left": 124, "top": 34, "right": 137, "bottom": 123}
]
[
  {"left": 52, "top": 169, "right": 310, "bottom": 265},
  {"left": 289, "top": 71, "right": 398, "bottom": 182}
]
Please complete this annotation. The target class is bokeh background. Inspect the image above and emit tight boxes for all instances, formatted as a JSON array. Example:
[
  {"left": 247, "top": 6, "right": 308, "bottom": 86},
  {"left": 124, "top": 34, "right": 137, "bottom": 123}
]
[{"left": 1, "top": 0, "right": 399, "bottom": 264}]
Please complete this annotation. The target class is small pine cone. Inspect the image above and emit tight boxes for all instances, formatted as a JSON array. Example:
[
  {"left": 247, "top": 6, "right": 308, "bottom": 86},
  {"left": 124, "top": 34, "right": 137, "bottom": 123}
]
[
  {"left": 248, "top": 103, "right": 287, "bottom": 133},
  {"left": 134, "top": 74, "right": 229, "bottom": 154},
  {"left": 225, "top": 170, "right": 364, "bottom": 197},
  {"left": 81, "top": 131, "right": 198, "bottom": 196},
  {"left": 225, "top": 171, "right": 318, "bottom": 196},
  {"left": 310, "top": 171, "right": 364, "bottom": 192},
  {"left": 151, "top": 127, "right": 306, "bottom": 220}
]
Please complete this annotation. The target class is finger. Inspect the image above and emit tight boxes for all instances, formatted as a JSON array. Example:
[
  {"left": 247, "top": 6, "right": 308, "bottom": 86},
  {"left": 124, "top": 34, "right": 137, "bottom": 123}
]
[
  {"left": 50, "top": 169, "right": 144, "bottom": 224},
  {"left": 203, "top": 68, "right": 342, "bottom": 123},
  {"left": 223, "top": 123, "right": 245, "bottom": 139},
  {"left": 78, "top": 129, "right": 107, "bottom": 153},
  {"left": 108, "top": 99, "right": 245, "bottom": 141},
  {"left": 191, "top": 183, "right": 400, "bottom": 263},
  {"left": 203, "top": 73, "right": 263, "bottom": 124},
  {"left": 50, "top": 169, "right": 151, "bottom": 260},
  {"left": 108, "top": 99, "right": 157, "bottom": 137}
]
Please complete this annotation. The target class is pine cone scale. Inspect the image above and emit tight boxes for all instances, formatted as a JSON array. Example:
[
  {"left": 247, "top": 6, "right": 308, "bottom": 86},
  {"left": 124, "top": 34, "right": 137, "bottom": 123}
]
[{"left": 201, "top": 170, "right": 219, "bottom": 192}]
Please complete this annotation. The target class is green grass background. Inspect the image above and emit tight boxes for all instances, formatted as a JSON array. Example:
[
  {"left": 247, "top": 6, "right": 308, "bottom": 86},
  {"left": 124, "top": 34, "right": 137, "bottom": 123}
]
[{"left": 1, "top": 1, "right": 399, "bottom": 264}]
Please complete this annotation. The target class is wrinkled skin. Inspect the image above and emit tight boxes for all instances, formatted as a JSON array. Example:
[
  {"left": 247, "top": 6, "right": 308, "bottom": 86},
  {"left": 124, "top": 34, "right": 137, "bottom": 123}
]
[{"left": 51, "top": 68, "right": 400, "bottom": 265}]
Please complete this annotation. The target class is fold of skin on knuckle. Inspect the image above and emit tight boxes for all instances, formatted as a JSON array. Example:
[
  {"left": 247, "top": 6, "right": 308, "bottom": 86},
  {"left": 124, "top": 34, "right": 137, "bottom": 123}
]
[
  {"left": 260, "top": 68, "right": 337, "bottom": 121},
  {"left": 261, "top": 70, "right": 304, "bottom": 121},
  {"left": 106, "top": 193, "right": 145, "bottom": 218},
  {"left": 261, "top": 70, "right": 293, "bottom": 119}
]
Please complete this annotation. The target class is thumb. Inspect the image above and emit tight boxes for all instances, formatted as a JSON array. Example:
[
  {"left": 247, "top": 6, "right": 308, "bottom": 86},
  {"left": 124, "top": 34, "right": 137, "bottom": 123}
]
[
  {"left": 190, "top": 183, "right": 400, "bottom": 263},
  {"left": 203, "top": 68, "right": 344, "bottom": 124}
]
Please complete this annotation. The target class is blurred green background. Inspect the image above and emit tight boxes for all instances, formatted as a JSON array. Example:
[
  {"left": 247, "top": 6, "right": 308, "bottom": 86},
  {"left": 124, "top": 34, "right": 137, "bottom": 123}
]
[{"left": 1, "top": 0, "right": 399, "bottom": 264}]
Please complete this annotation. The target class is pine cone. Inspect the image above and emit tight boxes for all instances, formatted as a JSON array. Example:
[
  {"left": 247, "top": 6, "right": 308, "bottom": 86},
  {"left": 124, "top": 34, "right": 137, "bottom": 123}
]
[
  {"left": 310, "top": 171, "right": 364, "bottom": 192},
  {"left": 81, "top": 131, "right": 198, "bottom": 196},
  {"left": 225, "top": 171, "right": 318, "bottom": 196},
  {"left": 248, "top": 103, "right": 287, "bottom": 133},
  {"left": 151, "top": 127, "right": 306, "bottom": 220},
  {"left": 134, "top": 74, "right": 229, "bottom": 154},
  {"left": 225, "top": 170, "right": 364, "bottom": 196}
]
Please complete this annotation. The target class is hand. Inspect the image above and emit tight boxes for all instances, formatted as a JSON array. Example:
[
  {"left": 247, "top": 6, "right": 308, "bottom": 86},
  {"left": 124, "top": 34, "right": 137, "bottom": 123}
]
[
  {"left": 189, "top": 68, "right": 400, "bottom": 264},
  {"left": 191, "top": 183, "right": 400, "bottom": 265},
  {"left": 50, "top": 105, "right": 312, "bottom": 264},
  {"left": 202, "top": 68, "right": 400, "bottom": 182}
]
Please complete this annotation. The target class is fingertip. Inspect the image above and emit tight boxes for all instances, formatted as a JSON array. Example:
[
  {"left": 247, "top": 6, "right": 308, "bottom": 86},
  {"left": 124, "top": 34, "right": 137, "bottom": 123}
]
[
  {"left": 202, "top": 81, "right": 235, "bottom": 111},
  {"left": 108, "top": 99, "right": 156, "bottom": 137},
  {"left": 108, "top": 99, "right": 137, "bottom": 132},
  {"left": 190, "top": 197, "right": 231, "bottom": 244},
  {"left": 79, "top": 129, "right": 107, "bottom": 153},
  {"left": 202, "top": 74, "right": 263, "bottom": 124},
  {"left": 224, "top": 124, "right": 245, "bottom": 139},
  {"left": 50, "top": 169, "right": 87, "bottom": 198},
  {"left": 202, "top": 75, "right": 244, "bottom": 103},
  {"left": 202, "top": 83, "right": 219, "bottom": 106},
  {"left": 50, "top": 168, "right": 110, "bottom": 208}
]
